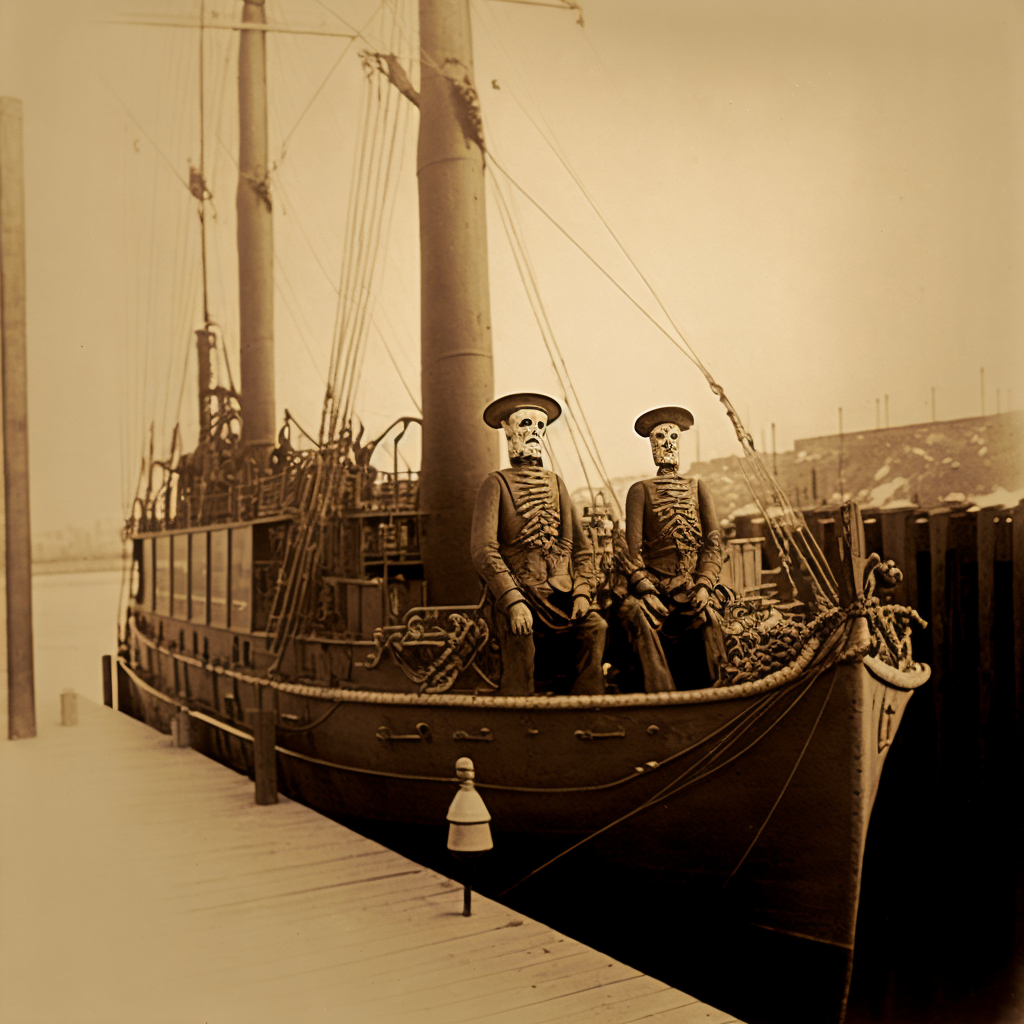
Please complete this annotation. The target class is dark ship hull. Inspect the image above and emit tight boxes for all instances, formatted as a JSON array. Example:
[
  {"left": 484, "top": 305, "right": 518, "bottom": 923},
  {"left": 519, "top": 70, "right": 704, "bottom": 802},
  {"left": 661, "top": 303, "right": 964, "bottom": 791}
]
[{"left": 117, "top": 611, "right": 928, "bottom": 956}]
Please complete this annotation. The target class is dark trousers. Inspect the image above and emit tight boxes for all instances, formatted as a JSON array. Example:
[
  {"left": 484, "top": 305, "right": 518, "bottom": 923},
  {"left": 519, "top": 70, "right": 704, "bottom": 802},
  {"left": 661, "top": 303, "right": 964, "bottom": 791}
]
[
  {"left": 617, "top": 595, "right": 717, "bottom": 692},
  {"left": 495, "top": 608, "right": 607, "bottom": 696}
]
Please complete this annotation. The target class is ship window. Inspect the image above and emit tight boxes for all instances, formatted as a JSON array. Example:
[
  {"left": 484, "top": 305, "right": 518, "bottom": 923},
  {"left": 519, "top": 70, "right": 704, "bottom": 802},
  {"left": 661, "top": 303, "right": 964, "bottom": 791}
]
[
  {"left": 172, "top": 534, "right": 189, "bottom": 619},
  {"left": 154, "top": 535, "right": 171, "bottom": 616},
  {"left": 209, "top": 529, "right": 229, "bottom": 628},
  {"left": 190, "top": 532, "right": 209, "bottom": 624},
  {"left": 230, "top": 527, "right": 253, "bottom": 632},
  {"left": 243, "top": 640, "right": 251, "bottom": 668}
]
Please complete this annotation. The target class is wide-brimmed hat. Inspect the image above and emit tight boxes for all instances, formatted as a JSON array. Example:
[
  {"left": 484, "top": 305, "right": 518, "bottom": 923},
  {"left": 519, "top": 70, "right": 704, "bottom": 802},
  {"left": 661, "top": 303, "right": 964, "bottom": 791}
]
[
  {"left": 483, "top": 392, "right": 562, "bottom": 428},
  {"left": 634, "top": 406, "right": 694, "bottom": 437}
]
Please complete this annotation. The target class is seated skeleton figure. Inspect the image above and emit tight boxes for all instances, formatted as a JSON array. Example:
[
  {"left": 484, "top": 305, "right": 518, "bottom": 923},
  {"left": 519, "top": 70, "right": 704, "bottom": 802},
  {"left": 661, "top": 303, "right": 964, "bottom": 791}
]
[
  {"left": 470, "top": 393, "right": 606, "bottom": 695},
  {"left": 616, "top": 406, "right": 725, "bottom": 691}
]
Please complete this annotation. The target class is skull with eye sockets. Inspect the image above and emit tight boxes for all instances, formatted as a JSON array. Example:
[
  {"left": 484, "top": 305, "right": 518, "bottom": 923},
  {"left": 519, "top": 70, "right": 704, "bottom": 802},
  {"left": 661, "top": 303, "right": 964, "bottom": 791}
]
[
  {"left": 649, "top": 421, "right": 683, "bottom": 469},
  {"left": 633, "top": 406, "right": 694, "bottom": 471},
  {"left": 503, "top": 407, "right": 548, "bottom": 463}
]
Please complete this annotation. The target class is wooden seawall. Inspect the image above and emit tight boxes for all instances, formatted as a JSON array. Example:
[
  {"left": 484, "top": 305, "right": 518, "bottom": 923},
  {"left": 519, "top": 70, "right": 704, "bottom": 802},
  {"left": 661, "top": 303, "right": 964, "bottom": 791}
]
[
  {"left": 0, "top": 696, "right": 742, "bottom": 1024},
  {"left": 734, "top": 500, "right": 1024, "bottom": 1018}
]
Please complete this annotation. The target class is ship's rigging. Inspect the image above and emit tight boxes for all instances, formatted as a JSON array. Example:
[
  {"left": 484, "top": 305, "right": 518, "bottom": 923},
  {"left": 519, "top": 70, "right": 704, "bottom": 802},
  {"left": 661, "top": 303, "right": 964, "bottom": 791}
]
[{"left": 111, "top": 0, "right": 838, "bottom": 624}]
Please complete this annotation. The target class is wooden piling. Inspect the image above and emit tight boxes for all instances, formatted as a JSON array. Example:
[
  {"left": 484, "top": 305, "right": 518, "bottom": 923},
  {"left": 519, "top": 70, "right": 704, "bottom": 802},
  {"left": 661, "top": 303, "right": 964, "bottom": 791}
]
[
  {"left": 0, "top": 98, "right": 35, "bottom": 740},
  {"left": 1013, "top": 501, "right": 1024, "bottom": 754},
  {"left": 102, "top": 654, "right": 113, "bottom": 708},
  {"left": 250, "top": 708, "right": 278, "bottom": 805},
  {"left": 976, "top": 509, "right": 997, "bottom": 748}
]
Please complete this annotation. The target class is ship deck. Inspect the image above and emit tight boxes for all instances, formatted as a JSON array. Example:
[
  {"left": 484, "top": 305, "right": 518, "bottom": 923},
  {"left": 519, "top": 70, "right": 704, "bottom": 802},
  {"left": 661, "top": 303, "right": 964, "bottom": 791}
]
[{"left": 0, "top": 694, "right": 742, "bottom": 1024}]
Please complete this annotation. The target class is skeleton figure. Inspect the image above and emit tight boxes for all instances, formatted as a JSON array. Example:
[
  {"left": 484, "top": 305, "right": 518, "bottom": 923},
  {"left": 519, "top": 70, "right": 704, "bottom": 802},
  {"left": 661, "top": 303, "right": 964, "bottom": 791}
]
[
  {"left": 616, "top": 406, "right": 725, "bottom": 691},
  {"left": 470, "top": 393, "right": 606, "bottom": 695}
]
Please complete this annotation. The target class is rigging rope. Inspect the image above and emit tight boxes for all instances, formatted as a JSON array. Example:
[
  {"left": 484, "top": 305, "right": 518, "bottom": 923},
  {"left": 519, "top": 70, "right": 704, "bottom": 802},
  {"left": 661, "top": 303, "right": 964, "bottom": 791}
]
[
  {"left": 499, "top": 622, "right": 850, "bottom": 894},
  {"left": 485, "top": 151, "right": 838, "bottom": 604},
  {"left": 489, "top": 169, "right": 620, "bottom": 515}
]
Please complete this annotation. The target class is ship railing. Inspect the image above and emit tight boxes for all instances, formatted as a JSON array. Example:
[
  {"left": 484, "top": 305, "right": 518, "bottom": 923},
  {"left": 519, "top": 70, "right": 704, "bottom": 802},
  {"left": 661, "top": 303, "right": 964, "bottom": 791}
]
[
  {"left": 131, "top": 454, "right": 420, "bottom": 533},
  {"left": 366, "top": 470, "right": 419, "bottom": 512}
]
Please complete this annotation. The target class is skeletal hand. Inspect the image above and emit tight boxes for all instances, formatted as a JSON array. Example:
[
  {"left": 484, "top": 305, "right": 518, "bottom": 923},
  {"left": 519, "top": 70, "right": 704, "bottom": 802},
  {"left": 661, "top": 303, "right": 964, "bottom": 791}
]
[
  {"left": 508, "top": 602, "right": 533, "bottom": 635},
  {"left": 641, "top": 592, "right": 669, "bottom": 625},
  {"left": 689, "top": 585, "right": 710, "bottom": 613},
  {"left": 571, "top": 595, "right": 590, "bottom": 620}
]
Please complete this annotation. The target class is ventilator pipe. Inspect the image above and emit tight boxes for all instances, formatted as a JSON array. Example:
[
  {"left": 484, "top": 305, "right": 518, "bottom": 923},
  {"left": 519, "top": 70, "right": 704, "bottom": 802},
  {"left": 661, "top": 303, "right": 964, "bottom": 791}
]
[{"left": 446, "top": 756, "right": 492, "bottom": 916}]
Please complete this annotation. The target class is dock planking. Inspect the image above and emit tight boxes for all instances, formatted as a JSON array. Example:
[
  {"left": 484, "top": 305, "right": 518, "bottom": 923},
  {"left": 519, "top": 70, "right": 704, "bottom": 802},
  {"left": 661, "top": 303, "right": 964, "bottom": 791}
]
[{"left": 0, "top": 697, "right": 742, "bottom": 1024}]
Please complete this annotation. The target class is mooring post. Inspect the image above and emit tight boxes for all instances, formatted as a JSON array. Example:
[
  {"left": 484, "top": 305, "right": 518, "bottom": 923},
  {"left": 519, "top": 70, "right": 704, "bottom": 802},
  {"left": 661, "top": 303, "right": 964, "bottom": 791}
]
[
  {"left": 101, "top": 655, "right": 113, "bottom": 708},
  {"left": 250, "top": 708, "right": 278, "bottom": 805},
  {"left": 446, "top": 757, "right": 493, "bottom": 917},
  {"left": 0, "top": 97, "right": 35, "bottom": 741},
  {"left": 60, "top": 691, "right": 77, "bottom": 727}
]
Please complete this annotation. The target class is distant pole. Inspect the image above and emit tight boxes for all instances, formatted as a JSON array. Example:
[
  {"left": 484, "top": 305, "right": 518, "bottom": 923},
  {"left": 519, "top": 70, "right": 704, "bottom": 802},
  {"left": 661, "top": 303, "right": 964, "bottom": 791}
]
[
  {"left": 980, "top": 367, "right": 985, "bottom": 416},
  {"left": 771, "top": 422, "right": 777, "bottom": 478},
  {"left": 931, "top": 386, "right": 936, "bottom": 422},
  {"left": 0, "top": 98, "right": 35, "bottom": 740},
  {"left": 837, "top": 406, "right": 845, "bottom": 502},
  {"left": 875, "top": 398, "right": 880, "bottom": 430},
  {"left": 884, "top": 394, "right": 890, "bottom": 428}
]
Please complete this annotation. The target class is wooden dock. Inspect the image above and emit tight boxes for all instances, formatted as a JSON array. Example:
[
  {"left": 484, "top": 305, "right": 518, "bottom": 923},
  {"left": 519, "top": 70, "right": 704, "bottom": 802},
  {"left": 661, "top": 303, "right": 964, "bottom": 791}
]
[{"left": 0, "top": 696, "right": 742, "bottom": 1024}]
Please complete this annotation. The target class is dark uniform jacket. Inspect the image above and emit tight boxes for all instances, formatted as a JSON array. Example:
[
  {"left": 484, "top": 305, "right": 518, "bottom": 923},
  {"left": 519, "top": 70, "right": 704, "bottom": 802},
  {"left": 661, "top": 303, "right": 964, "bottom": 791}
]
[
  {"left": 624, "top": 475, "right": 723, "bottom": 601},
  {"left": 470, "top": 465, "right": 598, "bottom": 625}
]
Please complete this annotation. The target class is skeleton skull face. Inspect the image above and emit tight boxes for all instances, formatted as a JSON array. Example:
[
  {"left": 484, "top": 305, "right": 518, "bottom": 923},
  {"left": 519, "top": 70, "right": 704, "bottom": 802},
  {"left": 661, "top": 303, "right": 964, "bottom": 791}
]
[
  {"left": 503, "top": 407, "right": 548, "bottom": 462},
  {"left": 649, "top": 421, "right": 684, "bottom": 468}
]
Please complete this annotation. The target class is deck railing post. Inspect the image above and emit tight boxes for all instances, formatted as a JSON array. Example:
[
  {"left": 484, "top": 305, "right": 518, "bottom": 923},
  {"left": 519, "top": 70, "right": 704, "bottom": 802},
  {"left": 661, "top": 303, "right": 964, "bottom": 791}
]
[
  {"left": 250, "top": 708, "right": 278, "bottom": 805},
  {"left": 170, "top": 706, "right": 191, "bottom": 748}
]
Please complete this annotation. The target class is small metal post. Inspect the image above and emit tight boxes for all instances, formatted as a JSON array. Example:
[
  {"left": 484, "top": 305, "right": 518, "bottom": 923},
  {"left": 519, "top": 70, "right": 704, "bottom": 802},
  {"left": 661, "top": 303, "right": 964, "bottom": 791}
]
[
  {"left": 101, "top": 654, "right": 113, "bottom": 708},
  {"left": 463, "top": 879, "right": 472, "bottom": 917},
  {"left": 251, "top": 708, "right": 278, "bottom": 805},
  {"left": 60, "top": 690, "right": 77, "bottom": 727}
]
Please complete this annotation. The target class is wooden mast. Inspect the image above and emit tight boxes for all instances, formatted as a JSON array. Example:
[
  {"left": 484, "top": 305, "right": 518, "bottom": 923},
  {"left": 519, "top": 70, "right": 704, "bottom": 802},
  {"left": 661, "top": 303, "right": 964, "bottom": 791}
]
[
  {"left": 417, "top": 0, "right": 496, "bottom": 605},
  {"left": 237, "top": 0, "right": 275, "bottom": 463}
]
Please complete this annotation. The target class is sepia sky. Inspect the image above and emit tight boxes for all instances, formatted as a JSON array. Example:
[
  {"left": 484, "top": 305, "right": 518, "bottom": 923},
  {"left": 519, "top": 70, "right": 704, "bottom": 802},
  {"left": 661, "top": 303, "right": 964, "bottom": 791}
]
[{"left": 0, "top": 0, "right": 1021, "bottom": 538}]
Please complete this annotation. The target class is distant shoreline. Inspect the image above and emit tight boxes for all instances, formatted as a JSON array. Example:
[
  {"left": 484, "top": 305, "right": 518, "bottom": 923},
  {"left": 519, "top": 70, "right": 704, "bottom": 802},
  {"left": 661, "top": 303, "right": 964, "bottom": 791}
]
[{"left": 32, "top": 556, "right": 128, "bottom": 576}]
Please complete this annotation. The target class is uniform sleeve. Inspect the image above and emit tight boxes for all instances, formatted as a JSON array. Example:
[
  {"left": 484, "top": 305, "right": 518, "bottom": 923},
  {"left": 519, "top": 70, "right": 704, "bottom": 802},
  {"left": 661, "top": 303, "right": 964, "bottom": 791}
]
[
  {"left": 470, "top": 474, "right": 525, "bottom": 613},
  {"left": 624, "top": 480, "right": 658, "bottom": 596},
  {"left": 560, "top": 477, "right": 597, "bottom": 600},
  {"left": 694, "top": 478, "right": 724, "bottom": 590}
]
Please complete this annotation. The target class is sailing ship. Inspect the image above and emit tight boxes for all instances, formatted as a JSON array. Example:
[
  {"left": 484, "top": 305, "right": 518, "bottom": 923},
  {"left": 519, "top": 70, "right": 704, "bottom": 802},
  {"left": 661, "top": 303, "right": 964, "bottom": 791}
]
[{"left": 114, "top": 2, "right": 929, "bottom": 1019}]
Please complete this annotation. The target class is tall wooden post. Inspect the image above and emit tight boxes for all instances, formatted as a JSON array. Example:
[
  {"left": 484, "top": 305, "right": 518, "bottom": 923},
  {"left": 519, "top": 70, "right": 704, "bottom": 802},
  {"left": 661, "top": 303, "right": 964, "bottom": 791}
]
[
  {"left": 237, "top": 0, "right": 275, "bottom": 463},
  {"left": 250, "top": 708, "right": 278, "bottom": 804},
  {"left": 0, "top": 98, "right": 35, "bottom": 740},
  {"left": 418, "top": 0, "right": 497, "bottom": 605}
]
